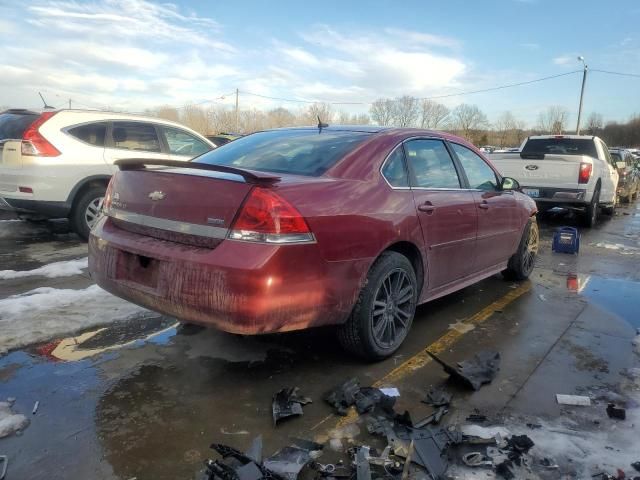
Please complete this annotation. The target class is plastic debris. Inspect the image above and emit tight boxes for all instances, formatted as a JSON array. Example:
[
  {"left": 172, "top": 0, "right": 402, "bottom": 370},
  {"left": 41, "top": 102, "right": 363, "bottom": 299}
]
[
  {"left": 462, "top": 452, "right": 492, "bottom": 468},
  {"left": 379, "top": 388, "right": 400, "bottom": 397},
  {"left": 355, "top": 446, "right": 372, "bottom": 480},
  {"left": 0, "top": 401, "right": 29, "bottom": 438},
  {"left": 606, "top": 403, "right": 626, "bottom": 420},
  {"left": 427, "top": 351, "right": 501, "bottom": 391},
  {"left": 422, "top": 387, "right": 452, "bottom": 407},
  {"left": 556, "top": 394, "right": 591, "bottom": 406},
  {"left": 506, "top": 435, "right": 534, "bottom": 454},
  {"left": 32, "top": 401, "right": 39, "bottom": 415},
  {"left": 0, "top": 455, "right": 7, "bottom": 480},
  {"left": 263, "top": 446, "right": 313, "bottom": 480},
  {"left": 414, "top": 406, "right": 448, "bottom": 428},
  {"left": 325, "top": 378, "right": 361, "bottom": 416},
  {"left": 272, "top": 387, "right": 311, "bottom": 425},
  {"left": 632, "top": 461, "right": 640, "bottom": 472}
]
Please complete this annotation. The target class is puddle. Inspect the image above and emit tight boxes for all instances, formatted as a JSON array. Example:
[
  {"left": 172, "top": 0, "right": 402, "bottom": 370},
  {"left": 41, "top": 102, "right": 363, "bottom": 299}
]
[{"left": 579, "top": 276, "right": 640, "bottom": 328}]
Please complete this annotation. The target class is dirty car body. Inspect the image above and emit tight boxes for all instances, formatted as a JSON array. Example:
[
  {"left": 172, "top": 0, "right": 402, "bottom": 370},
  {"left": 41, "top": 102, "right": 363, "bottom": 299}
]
[{"left": 89, "top": 126, "right": 537, "bottom": 359}]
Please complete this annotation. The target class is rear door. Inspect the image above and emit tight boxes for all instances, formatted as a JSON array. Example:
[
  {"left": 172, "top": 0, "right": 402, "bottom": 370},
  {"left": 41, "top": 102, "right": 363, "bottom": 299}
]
[
  {"left": 595, "top": 140, "right": 618, "bottom": 202},
  {"left": 404, "top": 138, "right": 477, "bottom": 289},
  {"left": 159, "top": 125, "right": 213, "bottom": 161},
  {"left": 103, "top": 121, "right": 170, "bottom": 172},
  {"left": 449, "top": 142, "right": 521, "bottom": 272}
]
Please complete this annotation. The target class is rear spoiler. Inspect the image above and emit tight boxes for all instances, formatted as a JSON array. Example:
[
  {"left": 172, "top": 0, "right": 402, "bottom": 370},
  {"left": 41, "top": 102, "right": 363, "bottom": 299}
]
[{"left": 115, "top": 158, "right": 280, "bottom": 184}]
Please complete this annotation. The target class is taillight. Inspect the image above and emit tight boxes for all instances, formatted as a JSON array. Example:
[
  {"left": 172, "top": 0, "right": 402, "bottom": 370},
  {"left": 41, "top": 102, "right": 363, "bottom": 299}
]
[
  {"left": 21, "top": 112, "right": 60, "bottom": 157},
  {"left": 229, "top": 187, "right": 314, "bottom": 244},
  {"left": 102, "top": 177, "right": 115, "bottom": 213},
  {"left": 578, "top": 162, "right": 592, "bottom": 184}
]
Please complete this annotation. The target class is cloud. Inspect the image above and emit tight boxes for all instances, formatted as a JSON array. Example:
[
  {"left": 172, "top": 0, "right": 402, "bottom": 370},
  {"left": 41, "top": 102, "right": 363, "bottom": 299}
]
[
  {"left": 384, "top": 28, "right": 460, "bottom": 49},
  {"left": 553, "top": 55, "right": 574, "bottom": 65}
]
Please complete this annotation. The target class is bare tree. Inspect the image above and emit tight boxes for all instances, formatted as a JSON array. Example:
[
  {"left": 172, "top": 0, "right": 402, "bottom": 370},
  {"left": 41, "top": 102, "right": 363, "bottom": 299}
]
[
  {"left": 304, "top": 103, "right": 333, "bottom": 125},
  {"left": 154, "top": 105, "right": 180, "bottom": 122},
  {"left": 536, "top": 106, "right": 569, "bottom": 134},
  {"left": 369, "top": 98, "right": 395, "bottom": 126},
  {"left": 450, "top": 104, "right": 489, "bottom": 141},
  {"left": 351, "top": 113, "right": 371, "bottom": 125},
  {"left": 180, "top": 104, "right": 209, "bottom": 133},
  {"left": 494, "top": 111, "right": 518, "bottom": 147},
  {"left": 419, "top": 100, "right": 449, "bottom": 129},
  {"left": 586, "top": 112, "right": 603, "bottom": 135},
  {"left": 266, "top": 107, "right": 296, "bottom": 129},
  {"left": 392, "top": 95, "right": 419, "bottom": 127}
]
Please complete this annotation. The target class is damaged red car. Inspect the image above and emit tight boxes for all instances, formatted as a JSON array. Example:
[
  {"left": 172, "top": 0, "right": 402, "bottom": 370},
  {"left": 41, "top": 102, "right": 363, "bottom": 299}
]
[{"left": 88, "top": 126, "right": 538, "bottom": 360}]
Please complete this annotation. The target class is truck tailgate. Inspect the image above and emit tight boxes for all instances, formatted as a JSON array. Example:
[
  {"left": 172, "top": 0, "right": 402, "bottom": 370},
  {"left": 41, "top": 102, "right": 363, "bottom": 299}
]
[{"left": 490, "top": 153, "right": 585, "bottom": 189}]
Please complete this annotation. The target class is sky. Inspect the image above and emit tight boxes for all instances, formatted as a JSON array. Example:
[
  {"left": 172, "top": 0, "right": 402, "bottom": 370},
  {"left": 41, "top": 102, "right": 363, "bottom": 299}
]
[{"left": 0, "top": 0, "right": 638, "bottom": 126}]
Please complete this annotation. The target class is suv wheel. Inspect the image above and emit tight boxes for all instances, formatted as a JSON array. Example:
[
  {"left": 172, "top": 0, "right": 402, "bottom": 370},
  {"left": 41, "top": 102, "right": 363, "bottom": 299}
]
[
  {"left": 338, "top": 251, "right": 417, "bottom": 360},
  {"left": 502, "top": 217, "right": 539, "bottom": 281},
  {"left": 70, "top": 186, "right": 106, "bottom": 241}
]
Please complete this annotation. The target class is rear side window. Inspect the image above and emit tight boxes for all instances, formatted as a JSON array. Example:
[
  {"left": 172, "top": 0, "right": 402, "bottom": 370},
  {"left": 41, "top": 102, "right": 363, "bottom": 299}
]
[
  {"left": 111, "top": 122, "right": 161, "bottom": 152},
  {"left": 0, "top": 112, "right": 38, "bottom": 140},
  {"left": 381, "top": 147, "right": 409, "bottom": 187},
  {"left": 404, "top": 139, "right": 461, "bottom": 189},
  {"left": 451, "top": 143, "right": 498, "bottom": 191},
  {"left": 68, "top": 122, "right": 107, "bottom": 147},
  {"left": 162, "top": 127, "right": 211, "bottom": 157},
  {"left": 195, "top": 129, "right": 371, "bottom": 176},
  {"left": 522, "top": 138, "right": 597, "bottom": 158}
]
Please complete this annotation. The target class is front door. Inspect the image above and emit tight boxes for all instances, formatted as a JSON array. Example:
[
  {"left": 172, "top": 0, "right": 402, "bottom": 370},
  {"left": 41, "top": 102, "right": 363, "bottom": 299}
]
[
  {"left": 404, "top": 139, "right": 478, "bottom": 290},
  {"left": 449, "top": 142, "right": 521, "bottom": 272}
]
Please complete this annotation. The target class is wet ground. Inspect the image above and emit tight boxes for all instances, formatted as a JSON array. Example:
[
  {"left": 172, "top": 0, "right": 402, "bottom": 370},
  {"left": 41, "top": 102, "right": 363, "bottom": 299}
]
[{"left": 1, "top": 205, "right": 639, "bottom": 479}]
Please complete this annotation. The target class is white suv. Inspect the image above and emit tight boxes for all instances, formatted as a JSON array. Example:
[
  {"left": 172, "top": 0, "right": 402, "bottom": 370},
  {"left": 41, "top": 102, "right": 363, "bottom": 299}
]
[{"left": 0, "top": 109, "right": 216, "bottom": 239}]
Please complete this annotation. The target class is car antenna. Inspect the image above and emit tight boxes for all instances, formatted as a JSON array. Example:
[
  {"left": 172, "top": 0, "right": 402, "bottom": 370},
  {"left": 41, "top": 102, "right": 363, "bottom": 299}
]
[
  {"left": 38, "top": 92, "right": 55, "bottom": 110},
  {"left": 317, "top": 115, "right": 329, "bottom": 132}
]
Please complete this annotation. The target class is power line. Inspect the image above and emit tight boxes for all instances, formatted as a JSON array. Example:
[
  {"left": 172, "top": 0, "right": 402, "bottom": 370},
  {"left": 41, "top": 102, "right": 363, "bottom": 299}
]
[{"left": 591, "top": 68, "right": 640, "bottom": 79}]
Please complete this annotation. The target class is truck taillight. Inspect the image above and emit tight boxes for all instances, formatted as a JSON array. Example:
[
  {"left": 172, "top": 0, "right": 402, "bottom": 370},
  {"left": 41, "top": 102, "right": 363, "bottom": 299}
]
[
  {"left": 229, "top": 187, "right": 314, "bottom": 244},
  {"left": 578, "top": 162, "right": 592, "bottom": 184},
  {"left": 21, "top": 111, "right": 60, "bottom": 157}
]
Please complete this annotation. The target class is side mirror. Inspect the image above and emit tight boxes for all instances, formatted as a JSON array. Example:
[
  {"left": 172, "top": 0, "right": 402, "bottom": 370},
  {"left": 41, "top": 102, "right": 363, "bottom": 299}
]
[{"left": 501, "top": 176, "right": 520, "bottom": 191}]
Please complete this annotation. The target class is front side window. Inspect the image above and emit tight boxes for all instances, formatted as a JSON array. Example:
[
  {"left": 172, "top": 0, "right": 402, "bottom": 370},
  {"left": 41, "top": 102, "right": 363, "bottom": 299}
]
[
  {"left": 111, "top": 122, "right": 161, "bottom": 152},
  {"left": 451, "top": 143, "right": 498, "bottom": 191},
  {"left": 404, "top": 139, "right": 460, "bottom": 189},
  {"left": 163, "top": 127, "right": 211, "bottom": 157},
  {"left": 68, "top": 122, "right": 107, "bottom": 147},
  {"left": 381, "top": 147, "right": 409, "bottom": 187}
]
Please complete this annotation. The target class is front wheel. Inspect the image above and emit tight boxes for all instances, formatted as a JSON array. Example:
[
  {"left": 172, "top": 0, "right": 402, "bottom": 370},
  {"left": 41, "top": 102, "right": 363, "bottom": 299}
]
[
  {"left": 70, "top": 186, "right": 106, "bottom": 241},
  {"left": 338, "top": 252, "right": 417, "bottom": 360},
  {"left": 502, "top": 217, "right": 539, "bottom": 281}
]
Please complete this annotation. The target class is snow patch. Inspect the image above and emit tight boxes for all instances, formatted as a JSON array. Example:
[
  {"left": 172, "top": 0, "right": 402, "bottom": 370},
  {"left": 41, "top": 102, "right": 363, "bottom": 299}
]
[
  {"left": 0, "top": 285, "right": 146, "bottom": 354},
  {"left": 0, "top": 257, "right": 88, "bottom": 280},
  {"left": 592, "top": 242, "right": 640, "bottom": 254},
  {"left": 0, "top": 401, "right": 29, "bottom": 438}
]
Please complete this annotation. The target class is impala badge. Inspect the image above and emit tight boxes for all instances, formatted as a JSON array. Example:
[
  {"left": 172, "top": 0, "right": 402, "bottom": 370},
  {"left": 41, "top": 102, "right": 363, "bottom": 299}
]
[
  {"left": 525, "top": 165, "right": 539, "bottom": 171},
  {"left": 148, "top": 191, "right": 166, "bottom": 201}
]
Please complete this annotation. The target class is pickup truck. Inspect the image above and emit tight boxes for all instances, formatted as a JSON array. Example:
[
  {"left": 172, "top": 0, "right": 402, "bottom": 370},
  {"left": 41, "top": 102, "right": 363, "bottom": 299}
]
[{"left": 489, "top": 135, "right": 619, "bottom": 227}]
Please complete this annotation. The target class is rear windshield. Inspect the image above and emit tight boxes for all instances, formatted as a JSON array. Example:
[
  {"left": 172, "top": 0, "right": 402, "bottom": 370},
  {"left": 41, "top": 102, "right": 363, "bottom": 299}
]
[
  {"left": 0, "top": 112, "right": 38, "bottom": 140},
  {"left": 194, "top": 129, "right": 371, "bottom": 176},
  {"left": 522, "top": 138, "right": 597, "bottom": 158}
]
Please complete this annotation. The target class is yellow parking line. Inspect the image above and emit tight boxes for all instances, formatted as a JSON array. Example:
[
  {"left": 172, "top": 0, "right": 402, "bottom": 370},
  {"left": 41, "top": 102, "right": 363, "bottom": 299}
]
[{"left": 335, "top": 282, "right": 532, "bottom": 427}]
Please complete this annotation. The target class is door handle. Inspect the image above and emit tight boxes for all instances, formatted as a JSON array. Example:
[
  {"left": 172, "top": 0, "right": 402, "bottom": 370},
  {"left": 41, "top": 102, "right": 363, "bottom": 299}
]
[
  {"left": 418, "top": 202, "right": 436, "bottom": 213},
  {"left": 478, "top": 201, "right": 490, "bottom": 210}
]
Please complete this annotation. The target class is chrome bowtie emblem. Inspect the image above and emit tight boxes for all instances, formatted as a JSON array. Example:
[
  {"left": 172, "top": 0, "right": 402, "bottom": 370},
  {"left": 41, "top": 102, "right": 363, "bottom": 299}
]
[{"left": 148, "top": 191, "right": 166, "bottom": 201}]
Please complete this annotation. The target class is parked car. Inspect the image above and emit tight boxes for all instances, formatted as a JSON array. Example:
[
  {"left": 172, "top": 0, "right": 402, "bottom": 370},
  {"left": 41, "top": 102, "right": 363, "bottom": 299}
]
[
  {"left": 0, "top": 109, "right": 216, "bottom": 239},
  {"left": 610, "top": 148, "right": 640, "bottom": 202},
  {"left": 489, "top": 135, "right": 619, "bottom": 227},
  {"left": 88, "top": 126, "right": 538, "bottom": 360},
  {"left": 205, "top": 133, "right": 240, "bottom": 146}
]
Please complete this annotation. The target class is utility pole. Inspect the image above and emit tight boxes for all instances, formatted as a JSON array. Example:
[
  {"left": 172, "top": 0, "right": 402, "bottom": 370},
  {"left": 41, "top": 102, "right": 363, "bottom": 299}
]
[
  {"left": 234, "top": 88, "right": 239, "bottom": 133},
  {"left": 68, "top": 98, "right": 72, "bottom": 109},
  {"left": 576, "top": 56, "right": 588, "bottom": 135}
]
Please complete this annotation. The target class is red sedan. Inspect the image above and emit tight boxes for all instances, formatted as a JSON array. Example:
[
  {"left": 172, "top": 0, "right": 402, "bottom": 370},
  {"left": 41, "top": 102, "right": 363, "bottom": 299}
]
[{"left": 88, "top": 126, "right": 538, "bottom": 360}]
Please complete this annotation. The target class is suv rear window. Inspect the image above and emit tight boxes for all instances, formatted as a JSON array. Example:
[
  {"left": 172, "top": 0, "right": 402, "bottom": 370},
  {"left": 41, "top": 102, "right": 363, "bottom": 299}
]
[
  {"left": 521, "top": 138, "right": 597, "bottom": 158},
  {"left": 195, "top": 129, "right": 372, "bottom": 176},
  {"left": 0, "top": 111, "right": 38, "bottom": 140},
  {"left": 68, "top": 122, "right": 107, "bottom": 147}
]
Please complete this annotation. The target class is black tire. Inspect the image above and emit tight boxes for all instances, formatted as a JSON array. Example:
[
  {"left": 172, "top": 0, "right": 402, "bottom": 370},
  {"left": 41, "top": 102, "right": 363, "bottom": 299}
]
[
  {"left": 602, "top": 203, "right": 615, "bottom": 216},
  {"left": 70, "top": 186, "right": 106, "bottom": 241},
  {"left": 582, "top": 187, "right": 600, "bottom": 228},
  {"left": 502, "top": 217, "right": 539, "bottom": 281},
  {"left": 337, "top": 251, "right": 417, "bottom": 361}
]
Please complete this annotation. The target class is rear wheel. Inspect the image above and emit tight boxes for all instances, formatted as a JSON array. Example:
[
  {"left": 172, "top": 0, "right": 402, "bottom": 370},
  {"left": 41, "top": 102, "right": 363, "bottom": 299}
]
[
  {"left": 502, "top": 217, "right": 539, "bottom": 281},
  {"left": 338, "top": 252, "right": 417, "bottom": 361},
  {"left": 70, "top": 186, "right": 106, "bottom": 241},
  {"left": 582, "top": 187, "right": 600, "bottom": 228}
]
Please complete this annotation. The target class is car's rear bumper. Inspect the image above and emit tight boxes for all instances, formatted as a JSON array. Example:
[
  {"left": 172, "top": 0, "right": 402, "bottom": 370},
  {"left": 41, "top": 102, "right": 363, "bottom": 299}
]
[
  {"left": 520, "top": 186, "right": 589, "bottom": 209},
  {"left": 88, "top": 217, "right": 370, "bottom": 335},
  {"left": 0, "top": 196, "right": 71, "bottom": 217}
]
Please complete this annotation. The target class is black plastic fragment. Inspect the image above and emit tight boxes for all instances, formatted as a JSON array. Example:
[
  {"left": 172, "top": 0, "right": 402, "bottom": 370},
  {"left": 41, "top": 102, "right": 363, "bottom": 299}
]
[
  {"left": 426, "top": 351, "right": 501, "bottom": 391},
  {"left": 466, "top": 413, "right": 487, "bottom": 422},
  {"left": 506, "top": 435, "right": 535, "bottom": 454},
  {"left": 495, "top": 459, "right": 515, "bottom": 479},
  {"left": 245, "top": 436, "right": 263, "bottom": 464},
  {"left": 272, "top": 387, "right": 312, "bottom": 425},
  {"left": 395, "top": 426, "right": 463, "bottom": 479},
  {"left": 632, "top": 461, "right": 640, "bottom": 472},
  {"left": 325, "top": 378, "right": 361, "bottom": 416},
  {"left": 289, "top": 437, "right": 323, "bottom": 452},
  {"left": 355, "top": 447, "right": 372, "bottom": 480},
  {"left": 422, "top": 387, "right": 452, "bottom": 407},
  {"left": 606, "top": 403, "right": 626, "bottom": 420},
  {"left": 236, "top": 462, "right": 264, "bottom": 480},
  {"left": 354, "top": 387, "right": 396, "bottom": 415},
  {"left": 263, "top": 446, "right": 313, "bottom": 480},
  {"left": 414, "top": 407, "right": 448, "bottom": 428}
]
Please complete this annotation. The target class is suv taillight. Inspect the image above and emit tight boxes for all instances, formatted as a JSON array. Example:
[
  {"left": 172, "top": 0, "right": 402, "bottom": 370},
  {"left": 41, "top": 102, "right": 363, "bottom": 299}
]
[
  {"left": 21, "top": 112, "right": 60, "bottom": 157},
  {"left": 229, "top": 187, "right": 314, "bottom": 244},
  {"left": 578, "top": 162, "right": 592, "bottom": 184},
  {"left": 102, "top": 177, "right": 115, "bottom": 214}
]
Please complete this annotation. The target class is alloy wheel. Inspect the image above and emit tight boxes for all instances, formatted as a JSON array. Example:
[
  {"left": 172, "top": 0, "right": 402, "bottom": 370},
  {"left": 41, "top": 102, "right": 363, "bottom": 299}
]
[
  {"left": 371, "top": 268, "right": 415, "bottom": 349},
  {"left": 523, "top": 222, "right": 539, "bottom": 273},
  {"left": 85, "top": 196, "right": 105, "bottom": 229}
]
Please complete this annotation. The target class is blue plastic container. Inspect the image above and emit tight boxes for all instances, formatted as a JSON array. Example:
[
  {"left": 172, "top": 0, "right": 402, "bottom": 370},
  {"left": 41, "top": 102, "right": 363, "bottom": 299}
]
[{"left": 552, "top": 227, "right": 580, "bottom": 254}]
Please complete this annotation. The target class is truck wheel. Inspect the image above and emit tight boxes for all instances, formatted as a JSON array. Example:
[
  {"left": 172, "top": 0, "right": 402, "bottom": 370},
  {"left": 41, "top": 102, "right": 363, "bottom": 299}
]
[
  {"left": 70, "top": 186, "right": 106, "bottom": 241},
  {"left": 502, "top": 217, "right": 539, "bottom": 281},
  {"left": 337, "top": 251, "right": 417, "bottom": 361},
  {"left": 583, "top": 187, "right": 600, "bottom": 228}
]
